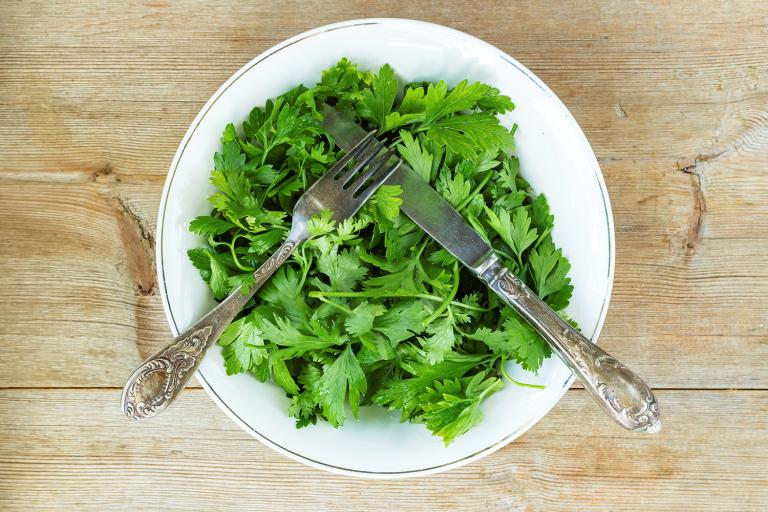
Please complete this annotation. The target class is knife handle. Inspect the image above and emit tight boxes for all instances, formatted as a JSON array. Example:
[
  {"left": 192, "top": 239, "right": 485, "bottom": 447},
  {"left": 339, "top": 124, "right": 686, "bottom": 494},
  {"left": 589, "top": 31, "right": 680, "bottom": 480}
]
[{"left": 476, "top": 254, "right": 661, "bottom": 433}]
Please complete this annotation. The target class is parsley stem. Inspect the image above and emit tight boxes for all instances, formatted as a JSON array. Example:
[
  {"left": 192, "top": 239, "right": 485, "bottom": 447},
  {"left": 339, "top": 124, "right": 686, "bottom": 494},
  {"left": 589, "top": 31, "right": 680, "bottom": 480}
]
[
  {"left": 500, "top": 355, "right": 546, "bottom": 390},
  {"left": 493, "top": 247, "right": 516, "bottom": 263},
  {"left": 260, "top": 142, "right": 273, "bottom": 166},
  {"left": 296, "top": 248, "right": 312, "bottom": 291},
  {"left": 451, "top": 300, "right": 491, "bottom": 312},
  {"left": 207, "top": 238, "right": 228, "bottom": 248},
  {"left": 446, "top": 303, "right": 456, "bottom": 325},
  {"left": 531, "top": 226, "right": 552, "bottom": 251},
  {"left": 228, "top": 233, "right": 255, "bottom": 272},
  {"left": 308, "top": 290, "right": 489, "bottom": 312},
  {"left": 422, "top": 261, "right": 460, "bottom": 326},
  {"left": 416, "top": 239, "right": 428, "bottom": 257},
  {"left": 316, "top": 295, "right": 353, "bottom": 314},
  {"left": 416, "top": 244, "right": 449, "bottom": 290},
  {"left": 414, "top": 239, "right": 454, "bottom": 291},
  {"left": 456, "top": 170, "right": 493, "bottom": 213}
]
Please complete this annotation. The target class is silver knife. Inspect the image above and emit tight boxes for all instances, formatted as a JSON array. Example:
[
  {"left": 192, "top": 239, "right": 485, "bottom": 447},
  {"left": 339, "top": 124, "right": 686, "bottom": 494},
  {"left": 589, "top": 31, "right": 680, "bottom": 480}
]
[{"left": 321, "top": 104, "right": 661, "bottom": 433}]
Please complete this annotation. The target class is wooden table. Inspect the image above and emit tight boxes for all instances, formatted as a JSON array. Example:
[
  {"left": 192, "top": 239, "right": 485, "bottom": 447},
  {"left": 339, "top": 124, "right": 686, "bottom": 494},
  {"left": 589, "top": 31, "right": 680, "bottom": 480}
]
[{"left": 2, "top": 2, "right": 767, "bottom": 510}]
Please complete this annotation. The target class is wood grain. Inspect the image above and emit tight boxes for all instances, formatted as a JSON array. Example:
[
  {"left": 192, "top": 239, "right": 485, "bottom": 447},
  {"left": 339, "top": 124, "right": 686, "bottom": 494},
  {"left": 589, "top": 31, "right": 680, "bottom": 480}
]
[
  {"left": 0, "top": 389, "right": 766, "bottom": 511},
  {"left": 1, "top": 2, "right": 767, "bottom": 176},
  {"left": 1, "top": 0, "right": 767, "bottom": 510},
  {"left": 1, "top": 166, "right": 765, "bottom": 388}
]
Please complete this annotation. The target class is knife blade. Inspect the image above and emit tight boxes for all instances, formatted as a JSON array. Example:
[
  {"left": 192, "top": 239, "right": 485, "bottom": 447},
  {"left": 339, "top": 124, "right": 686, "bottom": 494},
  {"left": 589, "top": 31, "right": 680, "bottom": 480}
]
[
  {"left": 320, "top": 103, "right": 493, "bottom": 272},
  {"left": 321, "top": 103, "right": 661, "bottom": 434}
]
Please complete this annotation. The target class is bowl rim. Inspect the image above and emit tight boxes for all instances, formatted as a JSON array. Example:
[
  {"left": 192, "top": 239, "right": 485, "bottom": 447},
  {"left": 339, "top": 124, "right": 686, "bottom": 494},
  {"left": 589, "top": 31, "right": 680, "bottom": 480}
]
[{"left": 155, "top": 17, "right": 615, "bottom": 479}]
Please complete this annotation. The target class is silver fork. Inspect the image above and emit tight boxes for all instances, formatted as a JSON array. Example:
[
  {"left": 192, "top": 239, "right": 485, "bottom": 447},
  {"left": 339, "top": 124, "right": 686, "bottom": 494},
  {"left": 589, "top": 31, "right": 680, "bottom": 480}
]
[{"left": 122, "top": 132, "right": 401, "bottom": 420}]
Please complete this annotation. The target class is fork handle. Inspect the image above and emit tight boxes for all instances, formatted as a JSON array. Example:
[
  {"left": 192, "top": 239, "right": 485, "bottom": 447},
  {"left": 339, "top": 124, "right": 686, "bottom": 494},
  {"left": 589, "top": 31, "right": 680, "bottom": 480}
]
[
  {"left": 476, "top": 254, "right": 661, "bottom": 433},
  {"left": 121, "top": 236, "right": 301, "bottom": 420}
]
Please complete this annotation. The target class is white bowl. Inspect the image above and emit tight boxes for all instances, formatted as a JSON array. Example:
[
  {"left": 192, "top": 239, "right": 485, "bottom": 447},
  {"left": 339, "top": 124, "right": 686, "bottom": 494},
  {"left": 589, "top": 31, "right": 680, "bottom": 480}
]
[{"left": 156, "top": 18, "right": 614, "bottom": 478}]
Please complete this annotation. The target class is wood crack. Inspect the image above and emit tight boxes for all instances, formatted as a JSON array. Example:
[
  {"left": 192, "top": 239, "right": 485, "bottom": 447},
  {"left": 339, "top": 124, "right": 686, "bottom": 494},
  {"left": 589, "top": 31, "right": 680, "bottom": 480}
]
[
  {"left": 677, "top": 148, "right": 730, "bottom": 174},
  {"left": 111, "top": 187, "right": 157, "bottom": 296},
  {"left": 675, "top": 148, "right": 731, "bottom": 256},
  {"left": 676, "top": 163, "right": 707, "bottom": 256}
]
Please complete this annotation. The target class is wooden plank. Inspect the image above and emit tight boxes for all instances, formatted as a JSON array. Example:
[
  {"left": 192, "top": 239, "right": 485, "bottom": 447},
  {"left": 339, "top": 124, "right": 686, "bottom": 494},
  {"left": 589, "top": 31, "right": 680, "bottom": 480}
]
[
  {"left": 0, "top": 178, "right": 170, "bottom": 386},
  {"left": 1, "top": 2, "right": 767, "bottom": 177},
  {"left": 1, "top": 154, "right": 767, "bottom": 388},
  {"left": 594, "top": 153, "right": 768, "bottom": 388},
  {"left": 0, "top": 389, "right": 765, "bottom": 511}
]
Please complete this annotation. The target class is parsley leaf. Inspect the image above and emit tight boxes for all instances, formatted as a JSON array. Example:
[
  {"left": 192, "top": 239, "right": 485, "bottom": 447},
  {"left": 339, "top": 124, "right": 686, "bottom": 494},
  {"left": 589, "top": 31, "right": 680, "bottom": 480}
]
[
  {"left": 373, "top": 352, "right": 487, "bottom": 420},
  {"left": 218, "top": 315, "right": 266, "bottom": 375},
  {"left": 530, "top": 193, "right": 554, "bottom": 238},
  {"left": 501, "top": 313, "right": 552, "bottom": 372},
  {"left": 417, "top": 372, "right": 503, "bottom": 445},
  {"left": 396, "top": 130, "right": 432, "bottom": 181},
  {"left": 345, "top": 301, "right": 386, "bottom": 337},
  {"left": 317, "top": 247, "right": 368, "bottom": 291},
  {"left": 189, "top": 215, "right": 236, "bottom": 237},
  {"left": 529, "top": 239, "right": 573, "bottom": 309},
  {"left": 358, "top": 64, "right": 398, "bottom": 131},
  {"left": 420, "top": 316, "right": 455, "bottom": 364},
  {"left": 485, "top": 206, "right": 538, "bottom": 262},
  {"left": 312, "top": 346, "right": 367, "bottom": 426},
  {"left": 207, "top": 251, "right": 230, "bottom": 300},
  {"left": 374, "top": 300, "right": 427, "bottom": 343},
  {"left": 420, "top": 80, "right": 491, "bottom": 127},
  {"left": 271, "top": 353, "right": 300, "bottom": 395},
  {"left": 370, "top": 185, "right": 402, "bottom": 221},
  {"left": 467, "top": 313, "right": 552, "bottom": 372},
  {"left": 425, "top": 112, "right": 515, "bottom": 157},
  {"left": 437, "top": 171, "right": 472, "bottom": 208}
]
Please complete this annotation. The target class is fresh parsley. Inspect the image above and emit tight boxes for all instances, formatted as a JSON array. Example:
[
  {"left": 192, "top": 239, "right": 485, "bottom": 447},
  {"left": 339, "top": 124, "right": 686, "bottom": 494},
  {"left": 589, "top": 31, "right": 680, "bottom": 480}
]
[{"left": 188, "top": 59, "right": 575, "bottom": 445}]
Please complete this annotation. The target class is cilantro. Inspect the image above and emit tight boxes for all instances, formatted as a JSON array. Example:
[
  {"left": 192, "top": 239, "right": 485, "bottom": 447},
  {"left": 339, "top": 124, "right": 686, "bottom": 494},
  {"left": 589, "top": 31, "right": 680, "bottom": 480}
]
[{"left": 187, "top": 59, "right": 576, "bottom": 445}]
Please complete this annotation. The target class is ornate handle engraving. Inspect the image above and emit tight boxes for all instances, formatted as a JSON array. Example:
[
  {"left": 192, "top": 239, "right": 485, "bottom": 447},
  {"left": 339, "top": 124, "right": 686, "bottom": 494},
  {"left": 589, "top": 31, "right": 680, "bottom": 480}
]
[
  {"left": 121, "top": 238, "right": 299, "bottom": 420},
  {"left": 122, "top": 326, "right": 213, "bottom": 420},
  {"left": 477, "top": 254, "right": 661, "bottom": 433},
  {"left": 253, "top": 239, "right": 296, "bottom": 290}
]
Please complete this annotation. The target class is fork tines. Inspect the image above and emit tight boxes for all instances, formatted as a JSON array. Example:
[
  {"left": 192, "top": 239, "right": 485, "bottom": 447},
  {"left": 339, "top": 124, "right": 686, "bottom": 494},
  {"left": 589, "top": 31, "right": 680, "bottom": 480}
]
[{"left": 334, "top": 133, "right": 400, "bottom": 196}]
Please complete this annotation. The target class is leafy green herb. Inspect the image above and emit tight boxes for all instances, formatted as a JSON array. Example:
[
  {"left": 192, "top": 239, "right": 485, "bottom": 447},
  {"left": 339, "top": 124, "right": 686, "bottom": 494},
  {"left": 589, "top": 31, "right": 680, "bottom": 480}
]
[
  {"left": 313, "top": 345, "right": 367, "bottom": 426},
  {"left": 187, "top": 59, "right": 575, "bottom": 445},
  {"left": 418, "top": 372, "right": 504, "bottom": 445}
]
